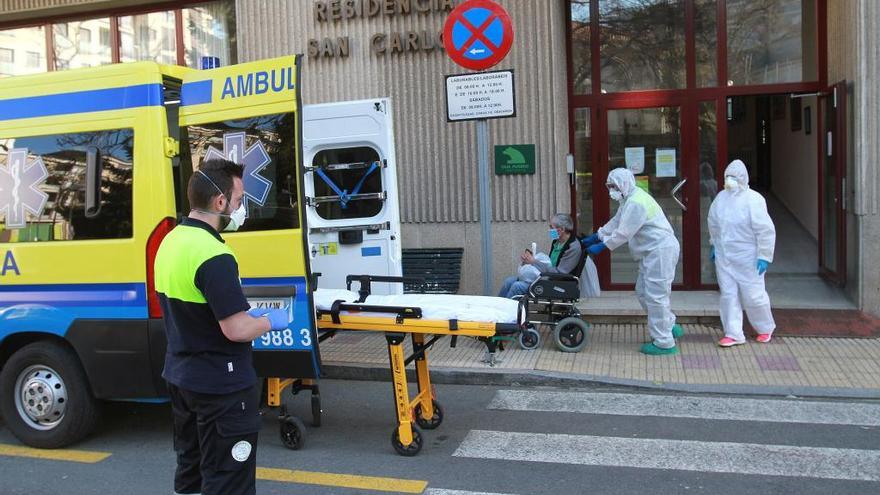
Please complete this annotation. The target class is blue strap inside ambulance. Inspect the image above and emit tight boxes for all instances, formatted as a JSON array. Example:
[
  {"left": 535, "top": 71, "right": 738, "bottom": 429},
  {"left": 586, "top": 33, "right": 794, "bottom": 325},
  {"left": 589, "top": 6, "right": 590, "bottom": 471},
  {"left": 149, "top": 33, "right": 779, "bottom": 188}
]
[{"left": 314, "top": 162, "right": 379, "bottom": 209}]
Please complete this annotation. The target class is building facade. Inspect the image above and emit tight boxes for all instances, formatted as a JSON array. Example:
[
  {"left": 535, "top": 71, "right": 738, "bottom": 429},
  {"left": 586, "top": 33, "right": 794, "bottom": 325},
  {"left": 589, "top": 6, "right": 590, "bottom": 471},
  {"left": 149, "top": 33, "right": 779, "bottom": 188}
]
[{"left": 2, "top": 0, "right": 879, "bottom": 316}]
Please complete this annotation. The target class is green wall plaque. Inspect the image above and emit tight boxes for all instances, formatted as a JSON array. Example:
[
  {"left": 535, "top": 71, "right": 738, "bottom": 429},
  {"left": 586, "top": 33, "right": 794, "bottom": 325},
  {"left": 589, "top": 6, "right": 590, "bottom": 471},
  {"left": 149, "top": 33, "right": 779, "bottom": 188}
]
[{"left": 494, "top": 144, "right": 535, "bottom": 175}]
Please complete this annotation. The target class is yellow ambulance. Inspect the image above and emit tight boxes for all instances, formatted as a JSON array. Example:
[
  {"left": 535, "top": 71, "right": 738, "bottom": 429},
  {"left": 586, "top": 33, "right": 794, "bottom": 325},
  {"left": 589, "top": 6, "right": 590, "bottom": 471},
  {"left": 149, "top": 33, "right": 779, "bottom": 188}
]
[{"left": 0, "top": 56, "right": 324, "bottom": 448}]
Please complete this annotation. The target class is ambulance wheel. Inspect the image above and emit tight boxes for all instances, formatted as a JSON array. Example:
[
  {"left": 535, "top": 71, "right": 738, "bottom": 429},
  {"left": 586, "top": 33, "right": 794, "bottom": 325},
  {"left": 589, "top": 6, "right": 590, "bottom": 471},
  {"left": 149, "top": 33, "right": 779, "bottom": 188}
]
[
  {"left": 280, "top": 416, "right": 306, "bottom": 450},
  {"left": 518, "top": 326, "right": 541, "bottom": 350},
  {"left": 414, "top": 400, "right": 443, "bottom": 430},
  {"left": 553, "top": 317, "right": 589, "bottom": 353},
  {"left": 0, "top": 341, "right": 100, "bottom": 448},
  {"left": 391, "top": 425, "right": 423, "bottom": 456},
  {"left": 311, "top": 394, "right": 322, "bottom": 427}
]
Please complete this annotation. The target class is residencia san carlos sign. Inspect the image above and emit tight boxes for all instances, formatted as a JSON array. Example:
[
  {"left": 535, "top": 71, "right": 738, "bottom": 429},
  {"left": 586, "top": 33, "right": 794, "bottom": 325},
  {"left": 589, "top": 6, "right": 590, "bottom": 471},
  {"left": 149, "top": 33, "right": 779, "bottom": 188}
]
[{"left": 309, "top": 0, "right": 455, "bottom": 58}]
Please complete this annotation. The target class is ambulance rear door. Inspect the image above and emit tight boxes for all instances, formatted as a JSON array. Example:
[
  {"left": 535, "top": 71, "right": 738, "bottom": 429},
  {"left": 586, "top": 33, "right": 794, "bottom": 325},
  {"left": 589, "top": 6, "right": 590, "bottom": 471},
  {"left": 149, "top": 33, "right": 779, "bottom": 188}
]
[
  {"left": 178, "top": 55, "right": 318, "bottom": 379},
  {"left": 303, "top": 99, "right": 402, "bottom": 294}
]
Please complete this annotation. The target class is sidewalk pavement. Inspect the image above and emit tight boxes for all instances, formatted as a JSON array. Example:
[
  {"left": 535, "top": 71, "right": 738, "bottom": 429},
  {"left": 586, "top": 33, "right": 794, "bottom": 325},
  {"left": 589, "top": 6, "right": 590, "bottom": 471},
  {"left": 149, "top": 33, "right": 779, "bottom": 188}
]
[{"left": 318, "top": 323, "right": 880, "bottom": 399}]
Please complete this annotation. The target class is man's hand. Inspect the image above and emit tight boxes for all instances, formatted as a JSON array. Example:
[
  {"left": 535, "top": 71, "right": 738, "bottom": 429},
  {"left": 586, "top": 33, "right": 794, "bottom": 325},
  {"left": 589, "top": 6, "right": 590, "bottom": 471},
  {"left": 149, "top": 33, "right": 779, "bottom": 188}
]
[{"left": 248, "top": 307, "right": 290, "bottom": 331}]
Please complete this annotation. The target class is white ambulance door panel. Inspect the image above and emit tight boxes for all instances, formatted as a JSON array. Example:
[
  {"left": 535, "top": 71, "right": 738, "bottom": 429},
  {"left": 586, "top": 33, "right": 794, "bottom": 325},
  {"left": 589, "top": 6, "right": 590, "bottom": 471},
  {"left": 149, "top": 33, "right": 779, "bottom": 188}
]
[{"left": 303, "top": 99, "right": 402, "bottom": 294}]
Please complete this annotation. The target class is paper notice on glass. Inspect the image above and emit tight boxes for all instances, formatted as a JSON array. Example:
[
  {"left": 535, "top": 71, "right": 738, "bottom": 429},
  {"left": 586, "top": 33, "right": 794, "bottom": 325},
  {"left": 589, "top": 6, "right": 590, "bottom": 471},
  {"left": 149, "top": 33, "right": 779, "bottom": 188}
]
[
  {"left": 624, "top": 147, "right": 645, "bottom": 174},
  {"left": 635, "top": 175, "right": 650, "bottom": 193},
  {"left": 655, "top": 148, "right": 677, "bottom": 177}
]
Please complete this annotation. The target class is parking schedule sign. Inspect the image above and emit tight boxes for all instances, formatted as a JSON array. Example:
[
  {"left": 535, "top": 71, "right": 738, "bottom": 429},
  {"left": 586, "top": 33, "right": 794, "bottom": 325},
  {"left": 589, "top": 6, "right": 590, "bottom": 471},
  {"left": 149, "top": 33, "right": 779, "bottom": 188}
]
[{"left": 446, "top": 70, "right": 515, "bottom": 122}]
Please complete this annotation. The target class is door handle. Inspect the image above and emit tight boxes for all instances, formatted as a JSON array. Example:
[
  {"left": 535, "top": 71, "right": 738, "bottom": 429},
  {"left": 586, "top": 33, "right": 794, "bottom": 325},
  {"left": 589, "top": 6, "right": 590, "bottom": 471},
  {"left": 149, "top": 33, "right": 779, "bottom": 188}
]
[{"left": 671, "top": 179, "right": 687, "bottom": 211}]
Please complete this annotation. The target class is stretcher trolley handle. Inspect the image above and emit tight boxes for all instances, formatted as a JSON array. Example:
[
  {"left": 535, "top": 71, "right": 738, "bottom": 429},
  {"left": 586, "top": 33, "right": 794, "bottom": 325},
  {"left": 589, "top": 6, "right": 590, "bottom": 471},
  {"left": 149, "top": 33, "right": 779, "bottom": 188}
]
[{"left": 345, "top": 274, "right": 427, "bottom": 302}]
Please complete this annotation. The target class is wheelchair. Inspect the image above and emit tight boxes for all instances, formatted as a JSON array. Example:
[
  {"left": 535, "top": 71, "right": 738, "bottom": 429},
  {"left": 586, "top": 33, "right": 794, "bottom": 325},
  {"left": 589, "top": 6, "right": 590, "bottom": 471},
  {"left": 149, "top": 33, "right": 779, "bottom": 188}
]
[{"left": 514, "top": 245, "right": 591, "bottom": 353}]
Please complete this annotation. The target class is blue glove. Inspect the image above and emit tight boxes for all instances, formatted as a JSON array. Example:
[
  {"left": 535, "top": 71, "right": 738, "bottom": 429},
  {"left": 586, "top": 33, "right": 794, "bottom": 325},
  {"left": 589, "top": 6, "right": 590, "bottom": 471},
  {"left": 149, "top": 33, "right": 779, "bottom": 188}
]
[
  {"left": 710, "top": 246, "right": 715, "bottom": 262},
  {"left": 581, "top": 233, "right": 600, "bottom": 248},
  {"left": 587, "top": 242, "right": 607, "bottom": 256},
  {"left": 248, "top": 307, "right": 290, "bottom": 331},
  {"left": 757, "top": 259, "right": 770, "bottom": 276}
]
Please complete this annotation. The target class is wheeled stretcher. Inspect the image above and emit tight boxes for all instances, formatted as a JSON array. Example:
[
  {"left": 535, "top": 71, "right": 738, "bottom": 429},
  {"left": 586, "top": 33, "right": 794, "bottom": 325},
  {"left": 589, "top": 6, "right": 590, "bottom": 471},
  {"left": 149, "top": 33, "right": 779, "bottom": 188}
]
[{"left": 313, "top": 275, "right": 522, "bottom": 456}]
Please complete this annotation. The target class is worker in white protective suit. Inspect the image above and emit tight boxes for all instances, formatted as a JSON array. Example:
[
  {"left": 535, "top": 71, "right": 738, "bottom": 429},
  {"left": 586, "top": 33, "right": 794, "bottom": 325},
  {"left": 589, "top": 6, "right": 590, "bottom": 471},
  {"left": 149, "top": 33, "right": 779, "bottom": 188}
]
[
  {"left": 581, "top": 168, "right": 683, "bottom": 355},
  {"left": 708, "top": 160, "right": 776, "bottom": 346}
]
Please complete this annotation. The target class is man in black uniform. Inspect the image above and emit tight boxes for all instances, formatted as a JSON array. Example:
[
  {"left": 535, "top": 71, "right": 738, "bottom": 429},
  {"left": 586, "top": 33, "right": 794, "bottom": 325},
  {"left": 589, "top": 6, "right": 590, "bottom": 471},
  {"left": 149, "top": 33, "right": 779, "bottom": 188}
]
[{"left": 154, "top": 159, "right": 290, "bottom": 495}]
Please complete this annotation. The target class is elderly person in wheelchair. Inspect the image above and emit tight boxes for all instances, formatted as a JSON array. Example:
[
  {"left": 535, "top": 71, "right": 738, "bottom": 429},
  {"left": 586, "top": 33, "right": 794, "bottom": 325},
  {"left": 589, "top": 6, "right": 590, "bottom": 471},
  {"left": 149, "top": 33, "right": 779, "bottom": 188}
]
[
  {"left": 497, "top": 213, "right": 583, "bottom": 299},
  {"left": 498, "top": 213, "right": 595, "bottom": 353}
]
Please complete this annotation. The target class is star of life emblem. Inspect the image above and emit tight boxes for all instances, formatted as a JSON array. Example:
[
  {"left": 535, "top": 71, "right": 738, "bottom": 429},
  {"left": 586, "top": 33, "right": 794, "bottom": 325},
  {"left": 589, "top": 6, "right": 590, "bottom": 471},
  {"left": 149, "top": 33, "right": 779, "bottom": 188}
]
[
  {"left": 204, "top": 132, "right": 272, "bottom": 215},
  {"left": 0, "top": 148, "right": 49, "bottom": 229}
]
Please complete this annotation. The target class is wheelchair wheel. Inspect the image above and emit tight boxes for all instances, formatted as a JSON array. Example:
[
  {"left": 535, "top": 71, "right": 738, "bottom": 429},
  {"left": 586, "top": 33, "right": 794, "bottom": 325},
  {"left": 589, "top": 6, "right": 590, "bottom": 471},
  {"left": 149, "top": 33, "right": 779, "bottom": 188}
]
[
  {"left": 553, "top": 317, "right": 589, "bottom": 353},
  {"left": 518, "top": 325, "right": 541, "bottom": 350}
]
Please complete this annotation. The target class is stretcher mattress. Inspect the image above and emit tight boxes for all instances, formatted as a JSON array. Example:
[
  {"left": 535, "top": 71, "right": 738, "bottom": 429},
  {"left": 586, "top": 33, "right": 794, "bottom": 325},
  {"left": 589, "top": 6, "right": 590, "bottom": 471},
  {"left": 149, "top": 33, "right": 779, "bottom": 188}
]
[{"left": 313, "top": 289, "right": 521, "bottom": 324}]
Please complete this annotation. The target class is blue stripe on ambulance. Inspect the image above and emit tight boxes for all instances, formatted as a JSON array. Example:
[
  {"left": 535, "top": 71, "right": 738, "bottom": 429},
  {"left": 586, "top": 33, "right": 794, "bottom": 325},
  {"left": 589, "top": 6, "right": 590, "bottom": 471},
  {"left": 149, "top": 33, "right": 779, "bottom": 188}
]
[
  {"left": 0, "top": 83, "right": 164, "bottom": 121},
  {"left": 180, "top": 80, "right": 213, "bottom": 106},
  {"left": 0, "top": 282, "right": 148, "bottom": 339}
]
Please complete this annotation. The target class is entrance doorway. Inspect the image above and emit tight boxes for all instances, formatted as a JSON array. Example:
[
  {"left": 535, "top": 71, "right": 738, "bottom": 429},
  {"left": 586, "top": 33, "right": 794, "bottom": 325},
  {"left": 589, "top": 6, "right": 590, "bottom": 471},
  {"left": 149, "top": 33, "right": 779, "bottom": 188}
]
[
  {"left": 575, "top": 100, "right": 718, "bottom": 290},
  {"left": 722, "top": 86, "right": 848, "bottom": 288},
  {"left": 723, "top": 93, "right": 820, "bottom": 279},
  {"left": 574, "top": 91, "right": 848, "bottom": 294}
]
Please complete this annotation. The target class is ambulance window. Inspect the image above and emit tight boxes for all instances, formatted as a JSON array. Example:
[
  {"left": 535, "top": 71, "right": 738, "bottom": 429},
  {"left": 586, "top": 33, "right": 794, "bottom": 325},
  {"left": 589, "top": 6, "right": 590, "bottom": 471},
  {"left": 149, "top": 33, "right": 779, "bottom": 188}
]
[
  {"left": 312, "top": 147, "right": 383, "bottom": 220},
  {"left": 0, "top": 129, "right": 134, "bottom": 242},
  {"left": 181, "top": 112, "right": 299, "bottom": 232}
]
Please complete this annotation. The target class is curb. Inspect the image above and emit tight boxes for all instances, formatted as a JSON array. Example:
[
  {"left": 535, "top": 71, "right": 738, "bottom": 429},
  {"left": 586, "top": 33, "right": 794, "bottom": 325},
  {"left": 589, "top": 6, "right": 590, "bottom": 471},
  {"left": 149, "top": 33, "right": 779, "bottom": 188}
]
[{"left": 321, "top": 362, "right": 880, "bottom": 401}]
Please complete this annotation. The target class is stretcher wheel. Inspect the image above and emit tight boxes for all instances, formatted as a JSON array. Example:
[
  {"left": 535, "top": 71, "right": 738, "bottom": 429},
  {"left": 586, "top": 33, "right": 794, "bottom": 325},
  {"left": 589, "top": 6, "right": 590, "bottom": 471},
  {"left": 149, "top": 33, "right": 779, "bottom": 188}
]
[
  {"left": 280, "top": 416, "right": 306, "bottom": 450},
  {"left": 553, "top": 317, "right": 589, "bottom": 353},
  {"left": 518, "top": 326, "right": 541, "bottom": 350},
  {"left": 414, "top": 400, "right": 443, "bottom": 430},
  {"left": 311, "top": 394, "right": 322, "bottom": 427},
  {"left": 391, "top": 425, "right": 423, "bottom": 456}
]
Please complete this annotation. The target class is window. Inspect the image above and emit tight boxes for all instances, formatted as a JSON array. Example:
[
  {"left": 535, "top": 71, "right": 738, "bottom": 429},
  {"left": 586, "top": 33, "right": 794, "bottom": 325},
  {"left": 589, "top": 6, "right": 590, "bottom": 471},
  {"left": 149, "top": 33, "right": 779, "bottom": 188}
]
[
  {"left": 569, "top": 0, "right": 591, "bottom": 94},
  {"left": 121, "top": 10, "right": 177, "bottom": 65},
  {"left": 0, "top": 48, "right": 13, "bottom": 64},
  {"left": 78, "top": 27, "right": 91, "bottom": 50},
  {"left": 599, "top": 0, "right": 686, "bottom": 92},
  {"left": 180, "top": 113, "right": 299, "bottom": 232},
  {"left": 695, "top": 0, "right": 718, "bottom": 87},
  {"left": 0, "top": 26, "right": 45, "bottom": 76},
  {"left": 54, "top": 19, "right": 111, "bottom": 70},
  {"left": 727, "top": 0, "right": 817, "bottom": 85},
  {"left": 183, "top": 1, "right": 237, "bottom": 69},
  {"left": 26, "top": 51, "right": 41, "bottom": 68},
  {"left": 0, "top": 129, "right": 134, "bottom": 243},
  {"left": 0, "top": 1, "right": 236, "bottom": 73},
  {"left": 311, "top": 147, "right": 384, "bottom": 220},
  {"left": 99, "top": 27, "right": 110, "bottom": 46}
]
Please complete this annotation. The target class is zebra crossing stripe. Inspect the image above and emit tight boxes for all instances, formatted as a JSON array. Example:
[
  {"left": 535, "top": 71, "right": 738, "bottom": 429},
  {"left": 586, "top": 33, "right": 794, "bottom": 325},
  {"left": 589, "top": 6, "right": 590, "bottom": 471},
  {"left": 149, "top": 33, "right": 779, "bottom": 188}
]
[
  {"left": 453, "top": 430, "right": 880, "bottom": 481},
  {"left": 488, "top": 390, "right": 880, "bottom": 426}
]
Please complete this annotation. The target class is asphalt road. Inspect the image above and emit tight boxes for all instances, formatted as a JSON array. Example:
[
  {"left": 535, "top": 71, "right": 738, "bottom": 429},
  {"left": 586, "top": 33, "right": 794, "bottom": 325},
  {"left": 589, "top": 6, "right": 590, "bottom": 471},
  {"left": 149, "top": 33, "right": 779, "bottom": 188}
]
[{"left": 1, "top": 380, "right": 879, "bottom": 495}]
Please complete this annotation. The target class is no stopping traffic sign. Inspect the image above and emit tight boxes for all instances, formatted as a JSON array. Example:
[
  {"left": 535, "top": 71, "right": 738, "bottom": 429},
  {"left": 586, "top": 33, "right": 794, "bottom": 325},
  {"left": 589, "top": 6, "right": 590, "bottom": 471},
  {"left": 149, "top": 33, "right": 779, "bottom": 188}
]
[{"left": 443, "top": 0, "right": 513, "bottom": 71}]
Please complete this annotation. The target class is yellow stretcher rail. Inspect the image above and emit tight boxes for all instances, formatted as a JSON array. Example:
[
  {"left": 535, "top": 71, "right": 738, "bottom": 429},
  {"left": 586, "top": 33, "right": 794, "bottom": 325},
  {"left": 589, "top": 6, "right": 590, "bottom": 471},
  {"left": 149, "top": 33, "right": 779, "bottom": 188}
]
[{"left": 310, "top": 276, "right": 521, "bottom": 456}]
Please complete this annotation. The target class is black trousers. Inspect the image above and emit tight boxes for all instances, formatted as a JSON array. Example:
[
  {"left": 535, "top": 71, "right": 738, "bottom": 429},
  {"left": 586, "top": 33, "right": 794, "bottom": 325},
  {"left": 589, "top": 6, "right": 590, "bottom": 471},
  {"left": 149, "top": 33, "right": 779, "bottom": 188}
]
[{"left": 168, "top": 383, "right": 261, "bottom": 495}]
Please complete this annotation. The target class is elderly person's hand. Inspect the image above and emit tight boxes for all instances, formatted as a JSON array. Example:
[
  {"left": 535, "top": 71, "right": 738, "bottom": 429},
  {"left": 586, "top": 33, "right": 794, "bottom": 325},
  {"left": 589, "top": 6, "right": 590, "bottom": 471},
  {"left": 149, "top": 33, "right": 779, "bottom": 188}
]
[{"left": 520, "top": 250, "right": 535, "bottom": 265}]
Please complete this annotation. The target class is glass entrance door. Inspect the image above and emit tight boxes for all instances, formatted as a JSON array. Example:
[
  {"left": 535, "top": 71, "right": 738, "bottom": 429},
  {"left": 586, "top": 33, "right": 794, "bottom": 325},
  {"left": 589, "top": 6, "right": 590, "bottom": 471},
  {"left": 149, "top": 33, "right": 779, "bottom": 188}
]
[
  {"left": 818, "top": 81, "right": 847, "bottom": 284},
  {"left": 601, "top": 106, "right": 686, "bottom": 287}
]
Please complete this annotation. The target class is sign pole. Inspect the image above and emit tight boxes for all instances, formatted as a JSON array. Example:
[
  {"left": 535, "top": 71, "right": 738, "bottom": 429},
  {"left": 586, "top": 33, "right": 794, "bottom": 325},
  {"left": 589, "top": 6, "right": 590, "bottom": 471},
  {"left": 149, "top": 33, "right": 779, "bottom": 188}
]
[
  {"left": 476, "top": 118, "right": 492, "bottom": 295},
  {"left": 443, "top": 0, "right": 515, "bottom": 296}
]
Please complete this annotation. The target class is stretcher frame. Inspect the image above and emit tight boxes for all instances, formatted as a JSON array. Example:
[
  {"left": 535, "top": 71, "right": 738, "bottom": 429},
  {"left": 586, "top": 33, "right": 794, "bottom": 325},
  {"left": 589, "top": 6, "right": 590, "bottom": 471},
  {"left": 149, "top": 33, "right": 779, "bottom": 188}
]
[{"left": 314, "top": 275, "right": 520, "bottom": 456}]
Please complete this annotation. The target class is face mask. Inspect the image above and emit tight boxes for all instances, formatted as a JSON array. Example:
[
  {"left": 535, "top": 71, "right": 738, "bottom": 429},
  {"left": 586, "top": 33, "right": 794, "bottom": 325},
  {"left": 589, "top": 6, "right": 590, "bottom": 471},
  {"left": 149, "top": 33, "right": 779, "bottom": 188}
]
[
  {"left": 548, "top": 228, "right": 560, "bottom": 241},
  {"left": 609, "top": 190, "right": 623, "bottom": 202},
  {"left": 724, "top": 176, "right": 739, "bottom": 192},
  {"left": 224, "top": 202, "right": 247, "bottom": 232}
]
